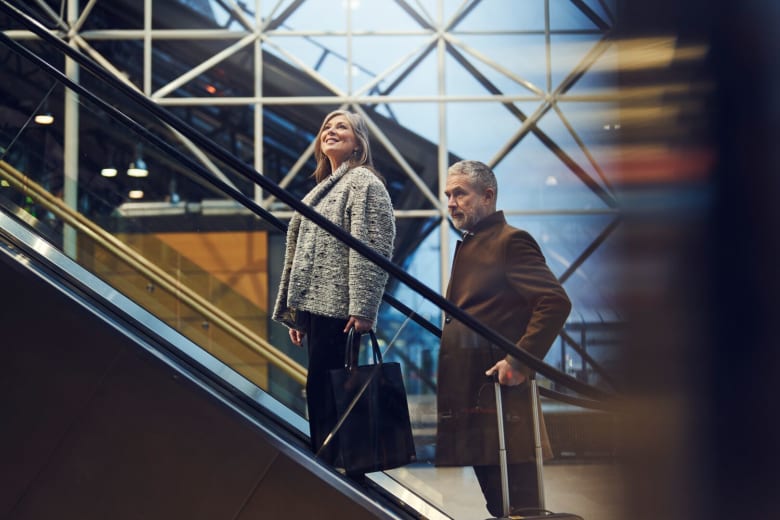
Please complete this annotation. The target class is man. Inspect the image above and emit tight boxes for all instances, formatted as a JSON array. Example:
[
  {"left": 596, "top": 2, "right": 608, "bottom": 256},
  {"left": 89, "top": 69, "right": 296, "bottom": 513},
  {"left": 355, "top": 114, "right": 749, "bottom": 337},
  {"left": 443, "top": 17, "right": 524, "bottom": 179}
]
[{"left": 436, "top": 160, "right": 571, "bottom": 517}]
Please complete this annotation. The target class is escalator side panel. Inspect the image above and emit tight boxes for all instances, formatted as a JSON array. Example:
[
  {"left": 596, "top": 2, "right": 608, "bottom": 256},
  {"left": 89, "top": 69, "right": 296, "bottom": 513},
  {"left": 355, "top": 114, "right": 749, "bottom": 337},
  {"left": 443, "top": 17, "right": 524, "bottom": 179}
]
[{"left": 0, "top": 251, "right": 387, "bottom": 520}]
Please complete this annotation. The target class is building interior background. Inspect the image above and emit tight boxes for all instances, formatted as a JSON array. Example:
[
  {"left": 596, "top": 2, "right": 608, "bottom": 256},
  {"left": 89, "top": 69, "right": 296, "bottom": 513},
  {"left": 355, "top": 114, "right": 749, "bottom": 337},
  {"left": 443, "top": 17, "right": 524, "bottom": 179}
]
[{"left": 1, "top": 1, "right": 778, "bottom": 519}]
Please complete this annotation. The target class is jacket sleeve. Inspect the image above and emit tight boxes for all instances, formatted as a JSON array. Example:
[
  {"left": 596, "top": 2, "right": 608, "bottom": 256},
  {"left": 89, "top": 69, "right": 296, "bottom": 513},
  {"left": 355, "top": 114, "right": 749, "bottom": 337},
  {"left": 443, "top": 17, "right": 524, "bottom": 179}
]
[
  {"left": 271, "top": 213, "right": 301, "bottom": 329},
  {"left": 345, "top": 173, "right": 396, "bottom": 321},
  {"left": 503, "top": 230, "right": 571, "bottom": 375}
]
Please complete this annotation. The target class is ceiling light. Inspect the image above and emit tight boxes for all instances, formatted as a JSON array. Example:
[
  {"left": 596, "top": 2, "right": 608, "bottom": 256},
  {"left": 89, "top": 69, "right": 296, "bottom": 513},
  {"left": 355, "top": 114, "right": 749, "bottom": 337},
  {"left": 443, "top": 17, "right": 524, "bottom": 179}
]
[
  {"left": 127, "top": 157, "right": 148, "bottom": 177},
  {"left": 34, "top": 113, "right": 54, "bottom": 125},
  {"left": 128, "top": 189, "right": 144, "bottom": 199},
  {"left": 101, "top": 167, "right": 118, "bottom": 177}
]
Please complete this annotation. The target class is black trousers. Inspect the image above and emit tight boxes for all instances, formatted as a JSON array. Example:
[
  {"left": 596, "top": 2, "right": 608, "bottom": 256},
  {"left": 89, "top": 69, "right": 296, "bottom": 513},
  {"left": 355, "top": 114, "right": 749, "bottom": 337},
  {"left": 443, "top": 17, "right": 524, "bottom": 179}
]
[
  {"left": 473, "top": 462, "right": 540, "bottom": 517},
  {"left": 303, "top": 313, "right": 350, "bottom": 466}
]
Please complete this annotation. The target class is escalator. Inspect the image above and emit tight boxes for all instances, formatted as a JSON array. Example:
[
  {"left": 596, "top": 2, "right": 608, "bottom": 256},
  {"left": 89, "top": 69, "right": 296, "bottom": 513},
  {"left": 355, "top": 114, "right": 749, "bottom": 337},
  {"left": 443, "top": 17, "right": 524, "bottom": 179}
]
[
  {"left": 0, "top": 2, "right": 618, "bottom": 518},
  {"left": 0, "top": 204, "right": 420, "bottom": 520}
]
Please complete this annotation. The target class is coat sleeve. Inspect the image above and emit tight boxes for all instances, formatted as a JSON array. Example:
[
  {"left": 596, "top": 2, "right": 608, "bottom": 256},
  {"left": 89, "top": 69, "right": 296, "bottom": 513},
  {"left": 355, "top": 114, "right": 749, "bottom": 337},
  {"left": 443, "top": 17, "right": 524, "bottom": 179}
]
[
  {"left": 345, "top": 173, "right": 396, "bottom": 321},
  {"left": 503, "top": 230, "right": 571, "bottom": 375}
]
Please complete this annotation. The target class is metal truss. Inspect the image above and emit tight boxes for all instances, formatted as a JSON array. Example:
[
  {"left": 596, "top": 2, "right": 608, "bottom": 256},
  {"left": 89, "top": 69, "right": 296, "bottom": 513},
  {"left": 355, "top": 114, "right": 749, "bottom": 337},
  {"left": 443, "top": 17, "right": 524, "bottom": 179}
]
[{"left": 6, "top": 0, "right": 632, "bottom": 376}]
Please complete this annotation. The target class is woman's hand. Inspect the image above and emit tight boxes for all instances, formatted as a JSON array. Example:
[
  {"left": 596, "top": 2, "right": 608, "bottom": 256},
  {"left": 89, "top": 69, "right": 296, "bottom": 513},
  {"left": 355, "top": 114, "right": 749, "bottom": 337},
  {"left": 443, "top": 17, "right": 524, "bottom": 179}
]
[
  {"left": 344, "top": 316, "right": 373, "bottom": 334},
  {"left": 289, "top": 328, "right": 305, "bottom": 346}
]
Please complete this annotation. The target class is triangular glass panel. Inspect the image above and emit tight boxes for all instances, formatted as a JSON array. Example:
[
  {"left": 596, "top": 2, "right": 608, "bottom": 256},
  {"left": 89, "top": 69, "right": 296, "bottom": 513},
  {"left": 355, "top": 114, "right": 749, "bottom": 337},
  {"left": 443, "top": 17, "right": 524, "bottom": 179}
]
[
  {"left": 535, "top": 104, "right": 615, "bottom": 197},
  {"left": 299, "top": 36, "right": 351, "bottom": 94},
  {"left": 549, "top": 33, "right": 607, "bottom": 94},
  {"left": 271, "top": 0, "right": 347, "bottom": 32},
  {"left": 262, "top": 34, "right": 348, "bottom": 95},
  {"left": 549, "top": 0, "right": 609, "bottom": 31},
  {"left": 206, "top": 0, "right": 257, "bottom": 29},
  {"left": 579, "top": 0, "right": 617, "bottom": 27},
  {"left": 493, "top": 131, "right": 613, "bottom": 212},
  {"left": 262, "top": 35, "right": 320, "bottom": 75},
  {"left": 446, "top": 100, "right": 544, "bottom": 163},
  {"left": 554, "top": 101, "right": 621, "bottom": 190},
  {"left": 257, "top": 0, "right": 297, "bottom": 21},
  {"left": 351, "top": 36, "right": 434, "bottom": 97},
  {"left": 380, "top": 102, "right": 440, "bottom": 150},
  {"left": 351, "top": 1, "right": 434, "bottom": 31},
  {"left": 448, "top": 34, "right": 549, "bottom": 96},
  {"left": 377, "top": 48, "right": 440, "bottom": 99},
  {"left": 149, "top": 39, "right": 243, "bottom": 97},
  {"left": 444, "top": 51, "right": 504, "bottom": 97},
  {"left": 199, "top": 46, "right": 256, "bottom": 98},
  {"left": 86, "top": 40, "right": 144, "bottom": 92},
  {"left": 450, "top": 0, "right": 546, "bottom": 32},
  {"left": 559, "top": 38, "right": 618, "bottom": 97},
  {"left": 82, "top": 1, "right": 142, "bottom": 29},
  {"left": 401, "top": 0, "right": 489, "bottom": 29},
  {"left": 373, "top": 103, "right": 395, "bottom": 121},
  {"left": 152, "top": 0, "right": 221, "bottom": 29},
  {"left": 359, "top": 105, "right": 441, "bottom": 212}
]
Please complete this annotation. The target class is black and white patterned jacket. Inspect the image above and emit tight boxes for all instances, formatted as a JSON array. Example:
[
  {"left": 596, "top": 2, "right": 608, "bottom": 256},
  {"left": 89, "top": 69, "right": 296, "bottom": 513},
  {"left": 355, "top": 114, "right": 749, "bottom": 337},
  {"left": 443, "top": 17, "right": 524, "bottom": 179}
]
[{"left": 272, "top": 163, "right": 396, "bottom": 328}]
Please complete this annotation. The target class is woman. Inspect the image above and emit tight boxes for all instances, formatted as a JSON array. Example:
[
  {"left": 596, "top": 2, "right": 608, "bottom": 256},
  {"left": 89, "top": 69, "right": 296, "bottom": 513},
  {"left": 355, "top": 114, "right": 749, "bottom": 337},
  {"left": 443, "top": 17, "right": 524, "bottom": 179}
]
[{"left": 272, "top": 109, "right": 396, "bottom": 467}]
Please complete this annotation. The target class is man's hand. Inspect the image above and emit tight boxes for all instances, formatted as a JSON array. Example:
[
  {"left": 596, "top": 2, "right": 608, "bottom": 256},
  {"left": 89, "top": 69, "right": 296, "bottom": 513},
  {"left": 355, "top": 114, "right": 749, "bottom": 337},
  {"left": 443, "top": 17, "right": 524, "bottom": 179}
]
[
  {"left": 289, "top": 328, "right": 305, "bottom": 346},
  {"left": 485, "top": 359, "right": 527, "bottom": 386}
]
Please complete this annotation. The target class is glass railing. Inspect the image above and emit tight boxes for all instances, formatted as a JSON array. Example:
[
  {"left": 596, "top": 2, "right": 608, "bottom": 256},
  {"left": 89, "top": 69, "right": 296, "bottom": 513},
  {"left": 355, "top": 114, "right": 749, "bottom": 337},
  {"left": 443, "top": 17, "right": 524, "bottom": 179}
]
[
  {"left": 0, "top": 158, "right": 305, "bottom": 397},
  {"left": 0, "top": 4, "right": 619, "bottom": 518},
  {"left": 0, "top": 13, "right": 309, "bottom": 413}
]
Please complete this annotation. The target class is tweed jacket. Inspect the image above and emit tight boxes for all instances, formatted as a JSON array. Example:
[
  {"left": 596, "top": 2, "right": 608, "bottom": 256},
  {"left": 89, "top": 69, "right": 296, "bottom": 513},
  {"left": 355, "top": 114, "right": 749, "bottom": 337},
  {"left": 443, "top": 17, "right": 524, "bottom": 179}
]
[
  {"left": 272, "top": 163, "right": 395, "bottom": 328},
  {"left": 435, "top": 210, "right": 571, "bottom": 466}
]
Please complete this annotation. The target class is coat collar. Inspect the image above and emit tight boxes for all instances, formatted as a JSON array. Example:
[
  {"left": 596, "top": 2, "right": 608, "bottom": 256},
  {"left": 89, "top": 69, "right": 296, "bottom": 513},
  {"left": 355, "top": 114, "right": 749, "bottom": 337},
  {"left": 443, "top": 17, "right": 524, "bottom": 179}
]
[
  {"left": 461, "top": 210, "right": 505, "bottom": 239},
  {"left": 301, "top": 162, "right": 351, "bottom": 206}
]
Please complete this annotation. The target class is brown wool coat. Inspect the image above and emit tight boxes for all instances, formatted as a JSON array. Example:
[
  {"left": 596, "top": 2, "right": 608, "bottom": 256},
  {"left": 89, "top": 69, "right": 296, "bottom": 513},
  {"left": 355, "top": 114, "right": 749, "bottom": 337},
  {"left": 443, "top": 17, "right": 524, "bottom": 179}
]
[{"left": 435, "top": 211, "right": 571, "bottom": 466}]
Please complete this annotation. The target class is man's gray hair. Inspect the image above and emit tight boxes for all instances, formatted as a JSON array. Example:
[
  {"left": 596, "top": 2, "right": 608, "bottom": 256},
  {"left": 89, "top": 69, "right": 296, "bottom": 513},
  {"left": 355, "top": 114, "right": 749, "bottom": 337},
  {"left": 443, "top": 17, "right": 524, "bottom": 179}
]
[{"left": 448, "top": 160, "right": 498, "bottom": 197}]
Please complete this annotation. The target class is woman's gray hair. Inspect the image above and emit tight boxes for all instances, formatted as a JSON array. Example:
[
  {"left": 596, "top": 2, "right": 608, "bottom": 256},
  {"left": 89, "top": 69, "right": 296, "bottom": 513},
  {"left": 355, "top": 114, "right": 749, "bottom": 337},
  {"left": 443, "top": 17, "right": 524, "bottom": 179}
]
[
  {"left": 313, "top": 109, "right": 376, "bottom": 183},
  {"left": 447, "top": 160, "right": 498, "bottom": 198}
]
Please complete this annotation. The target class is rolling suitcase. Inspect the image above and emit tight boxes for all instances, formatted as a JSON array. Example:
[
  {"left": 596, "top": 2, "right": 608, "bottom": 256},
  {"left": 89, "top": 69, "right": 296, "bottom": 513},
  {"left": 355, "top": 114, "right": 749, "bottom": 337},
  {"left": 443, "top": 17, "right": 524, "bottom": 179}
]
[{"left": 491, "top": 375, "right": 584, "bottom": 520}]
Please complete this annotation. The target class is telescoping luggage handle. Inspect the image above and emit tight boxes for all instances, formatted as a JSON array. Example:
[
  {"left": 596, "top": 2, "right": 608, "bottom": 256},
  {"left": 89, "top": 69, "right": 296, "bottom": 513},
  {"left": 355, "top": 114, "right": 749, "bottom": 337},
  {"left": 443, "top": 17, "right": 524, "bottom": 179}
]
[
  {"left": 493, "top": 373, "right": 547, "bottom": 518},
  {"left": 529, "top": 376, "right": 546, "bottom": 510},
  {"left": 493, "top": 372, "right": 512, "bottom": 517}
]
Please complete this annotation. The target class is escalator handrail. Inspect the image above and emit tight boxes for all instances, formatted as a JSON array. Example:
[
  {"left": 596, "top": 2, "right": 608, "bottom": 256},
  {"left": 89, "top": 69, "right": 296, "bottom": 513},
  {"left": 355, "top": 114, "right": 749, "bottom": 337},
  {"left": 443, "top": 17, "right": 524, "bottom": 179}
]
[{"left": 0, "top": 0, "right": 615, "bottom": 403}]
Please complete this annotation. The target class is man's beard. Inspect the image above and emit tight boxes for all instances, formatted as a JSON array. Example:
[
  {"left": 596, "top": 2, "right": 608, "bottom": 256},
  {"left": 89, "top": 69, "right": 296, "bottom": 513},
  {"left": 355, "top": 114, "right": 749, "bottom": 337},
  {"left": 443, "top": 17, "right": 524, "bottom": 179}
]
[{"left": 451, "top": 208, "right": 488, "bottom": 231}]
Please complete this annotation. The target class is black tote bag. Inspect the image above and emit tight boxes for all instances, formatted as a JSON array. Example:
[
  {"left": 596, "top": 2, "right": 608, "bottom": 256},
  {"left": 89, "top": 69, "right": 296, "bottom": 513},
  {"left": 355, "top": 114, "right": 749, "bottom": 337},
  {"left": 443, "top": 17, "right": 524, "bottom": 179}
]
[{"left": 325, "top": 329, "right": 416, "bottom": 474}]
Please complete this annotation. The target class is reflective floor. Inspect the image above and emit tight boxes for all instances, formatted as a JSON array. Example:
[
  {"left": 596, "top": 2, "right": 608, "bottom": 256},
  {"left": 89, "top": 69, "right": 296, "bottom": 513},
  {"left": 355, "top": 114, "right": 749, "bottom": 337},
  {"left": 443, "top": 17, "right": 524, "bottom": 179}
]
[{"left": 385, "top": 461, "right": 624, "bottom": 520}]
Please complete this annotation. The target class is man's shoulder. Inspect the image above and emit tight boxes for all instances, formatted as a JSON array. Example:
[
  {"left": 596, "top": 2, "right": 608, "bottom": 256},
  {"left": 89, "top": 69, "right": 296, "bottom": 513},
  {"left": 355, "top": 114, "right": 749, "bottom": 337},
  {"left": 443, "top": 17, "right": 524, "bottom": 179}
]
[
  {"left": 504, "top": 224, "right": 533, "bottom": 239},
  {"left": 498, "top": 223, "right": 542, "bottom": 252},
  {"left": 493, "top": 219, "right": 530, "bottom": 238}
]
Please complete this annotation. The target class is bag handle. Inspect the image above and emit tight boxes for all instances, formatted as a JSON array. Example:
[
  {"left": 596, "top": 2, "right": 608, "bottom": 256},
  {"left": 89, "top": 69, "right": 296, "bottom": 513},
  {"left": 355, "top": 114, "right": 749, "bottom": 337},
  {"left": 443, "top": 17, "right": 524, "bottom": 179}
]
[{"left": 344, "top": 328, "right": 382, "bottom": 371}]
